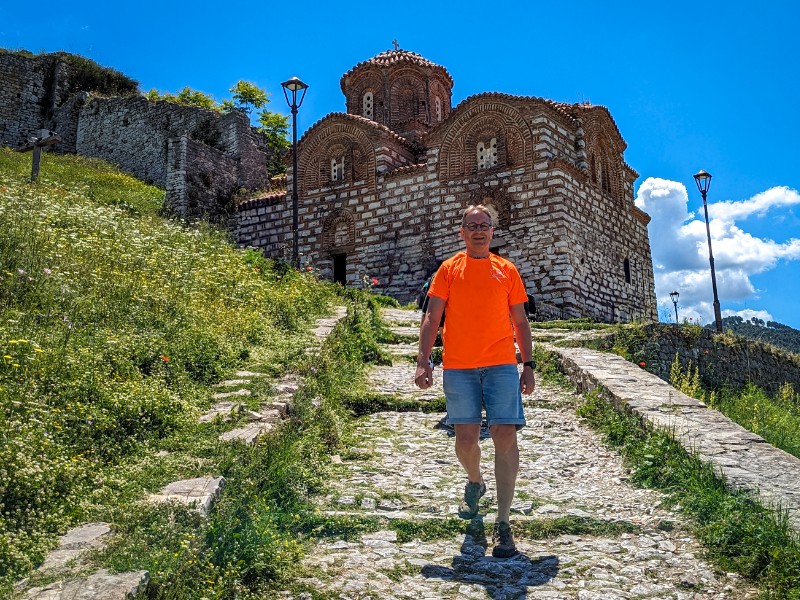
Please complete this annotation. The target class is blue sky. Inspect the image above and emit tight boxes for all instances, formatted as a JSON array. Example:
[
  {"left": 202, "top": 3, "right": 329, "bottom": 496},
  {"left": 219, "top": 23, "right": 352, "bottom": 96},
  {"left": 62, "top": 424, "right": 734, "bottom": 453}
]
[{"left": 3, "top": 0, "right": 798, "bottom": 328}]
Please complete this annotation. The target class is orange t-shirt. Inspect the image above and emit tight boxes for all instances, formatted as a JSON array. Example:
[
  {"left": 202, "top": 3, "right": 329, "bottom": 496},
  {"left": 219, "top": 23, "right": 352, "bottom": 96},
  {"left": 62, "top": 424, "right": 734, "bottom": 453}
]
[{"left": 428, "top": 251, "right": 528, "bottom": 369}]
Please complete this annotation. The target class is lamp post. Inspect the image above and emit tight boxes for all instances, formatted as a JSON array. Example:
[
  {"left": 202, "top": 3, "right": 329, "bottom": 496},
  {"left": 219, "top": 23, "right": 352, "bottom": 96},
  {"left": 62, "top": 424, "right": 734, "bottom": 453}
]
[
  {"left": 281, "top": 76, "right": 309, "bottom": 268},
  {"left": 669, "top": 290, "right": 680, "bottom": 324},
  {"left": 694, "top": 169, "right": 723, "bottom": 333}
]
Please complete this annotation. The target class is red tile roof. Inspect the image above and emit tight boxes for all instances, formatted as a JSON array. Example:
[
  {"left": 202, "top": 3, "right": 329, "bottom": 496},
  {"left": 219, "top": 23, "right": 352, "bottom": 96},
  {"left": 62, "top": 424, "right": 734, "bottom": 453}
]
[{"left": 341, "top": 49, "right": 454, "bottom": 87}]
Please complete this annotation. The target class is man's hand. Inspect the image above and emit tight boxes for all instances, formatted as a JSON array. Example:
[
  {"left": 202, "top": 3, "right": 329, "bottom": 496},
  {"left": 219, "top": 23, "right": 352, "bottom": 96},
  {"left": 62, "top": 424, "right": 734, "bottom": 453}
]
[
  {"left": 415, "top": 360, "right": 434, "bottom": 389},
  {"left": 416, "top": 296, "right": 445, "bottom": 390},
  {"left": 520, "top": 368, "right": 535, "bottom": 395}
]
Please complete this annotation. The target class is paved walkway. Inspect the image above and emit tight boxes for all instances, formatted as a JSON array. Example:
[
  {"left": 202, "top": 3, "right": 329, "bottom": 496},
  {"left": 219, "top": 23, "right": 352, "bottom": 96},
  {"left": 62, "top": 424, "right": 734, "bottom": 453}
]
[{"left": 286, "top": 308, "right": 758, "bottom": 599}]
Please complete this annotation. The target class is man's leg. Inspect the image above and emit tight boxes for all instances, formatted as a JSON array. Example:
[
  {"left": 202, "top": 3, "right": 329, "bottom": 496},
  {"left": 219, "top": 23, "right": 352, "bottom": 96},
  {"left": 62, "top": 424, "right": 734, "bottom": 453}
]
[
  {"left": 444, "top": 369, "right": 486, "bottom": 519},
  {"left": 454, "top": 424, "right": 482, "bottom": 482},
  {"left": 490, "top": 424, "right": 519, "bottom": 523}
]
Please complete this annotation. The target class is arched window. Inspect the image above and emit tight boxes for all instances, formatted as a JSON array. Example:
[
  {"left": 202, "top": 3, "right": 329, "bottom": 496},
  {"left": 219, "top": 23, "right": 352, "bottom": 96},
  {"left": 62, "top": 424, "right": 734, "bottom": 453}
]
[
  {"left": 331, "top": 157, "right": 345, "bottom": 182},
  {"left": 477, "top": 138, "right": 498, "bottom": 170},
  {"left": 602, "top": 158, "right": 612, "bottom": 193},
  {"left": 362, "top": 91, "right": 374, "bottom": 119},
  {"left": 334, "top": 221, "right": 349, "bottom": 246},
  {"left": 435, "top": 97, "right": 442, "bottom": 122}
]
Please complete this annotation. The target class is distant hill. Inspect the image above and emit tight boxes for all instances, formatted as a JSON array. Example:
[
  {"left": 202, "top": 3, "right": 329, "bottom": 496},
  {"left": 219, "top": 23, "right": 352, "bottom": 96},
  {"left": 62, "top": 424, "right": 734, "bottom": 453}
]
[{"left": 709, "top": 316, "right": 800, "bottom": 355}]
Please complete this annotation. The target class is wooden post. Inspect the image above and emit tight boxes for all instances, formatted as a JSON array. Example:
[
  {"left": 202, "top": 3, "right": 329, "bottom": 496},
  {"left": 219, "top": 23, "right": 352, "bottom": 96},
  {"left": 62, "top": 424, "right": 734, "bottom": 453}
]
[
  {"left": 31, "top": 145, "right": 42, "bottom": 182},
  {"left": 15, "top": 129, "right": 60, "bottom": 182}
]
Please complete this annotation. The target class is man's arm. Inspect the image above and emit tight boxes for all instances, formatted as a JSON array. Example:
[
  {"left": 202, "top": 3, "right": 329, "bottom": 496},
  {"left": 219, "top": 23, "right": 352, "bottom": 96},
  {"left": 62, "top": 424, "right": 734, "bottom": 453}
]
[
  {"left": 415, "top": 295, "right": 446, "bottom": 389},
  {"left": 510, "top": 302, "right": 535, "bottom": 395}
]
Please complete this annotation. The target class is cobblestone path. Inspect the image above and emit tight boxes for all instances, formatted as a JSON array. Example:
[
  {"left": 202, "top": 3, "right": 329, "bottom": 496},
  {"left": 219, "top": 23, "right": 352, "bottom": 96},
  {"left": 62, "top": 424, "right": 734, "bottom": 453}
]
[{"left": 288, "top": 308, "right": 757, "bottom": 600}]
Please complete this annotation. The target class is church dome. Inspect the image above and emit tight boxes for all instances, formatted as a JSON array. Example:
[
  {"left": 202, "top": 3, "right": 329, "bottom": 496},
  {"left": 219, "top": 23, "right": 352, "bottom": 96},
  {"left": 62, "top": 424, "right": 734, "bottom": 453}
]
[{"left": 340, "top": 47, "right": 454, "bottom": 135}]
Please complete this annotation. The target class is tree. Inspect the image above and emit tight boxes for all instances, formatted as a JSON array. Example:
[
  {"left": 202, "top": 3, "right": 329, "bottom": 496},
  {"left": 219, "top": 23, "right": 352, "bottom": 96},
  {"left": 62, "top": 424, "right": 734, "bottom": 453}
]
[
  {"left": 258, "top": 111, "right": 290, "bottom": 177},
  {"left": 225, "top": 80, "right": 269, "bottom": 115},
  {"left": 226, "top": 80, "right": 290, "bottom": 176},
  {"left": 145, "top": 87, "right": 216, "bottom": 109},
  {"left": 175, "top": 87, "right": 216, "bottom": 109}
]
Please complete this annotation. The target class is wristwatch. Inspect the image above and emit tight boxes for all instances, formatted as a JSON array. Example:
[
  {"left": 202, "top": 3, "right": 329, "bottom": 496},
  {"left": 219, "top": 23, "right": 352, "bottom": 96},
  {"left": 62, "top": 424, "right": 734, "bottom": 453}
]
[{"left": 522, "top": 360, "right": 536, "bottom": 370}]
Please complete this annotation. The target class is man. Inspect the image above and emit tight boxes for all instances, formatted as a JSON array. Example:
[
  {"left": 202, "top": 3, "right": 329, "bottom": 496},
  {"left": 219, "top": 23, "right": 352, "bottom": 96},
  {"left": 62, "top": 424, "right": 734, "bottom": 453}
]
[{"left": 415, "top": 204, "right": 535, "bottom": 559}]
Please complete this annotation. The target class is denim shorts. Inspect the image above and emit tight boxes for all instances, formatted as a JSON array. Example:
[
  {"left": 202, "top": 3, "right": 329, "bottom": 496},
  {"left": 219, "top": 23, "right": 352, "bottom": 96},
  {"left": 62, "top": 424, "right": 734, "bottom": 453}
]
[{"left": 442, "top": 364, "right": 526, "bottom": 429}]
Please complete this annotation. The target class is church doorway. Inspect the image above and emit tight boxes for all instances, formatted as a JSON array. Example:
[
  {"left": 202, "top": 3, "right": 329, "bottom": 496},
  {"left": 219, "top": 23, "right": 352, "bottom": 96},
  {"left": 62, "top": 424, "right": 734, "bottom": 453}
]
[{"left": 332, "top": 253, "right": 347, "bottom": 285}]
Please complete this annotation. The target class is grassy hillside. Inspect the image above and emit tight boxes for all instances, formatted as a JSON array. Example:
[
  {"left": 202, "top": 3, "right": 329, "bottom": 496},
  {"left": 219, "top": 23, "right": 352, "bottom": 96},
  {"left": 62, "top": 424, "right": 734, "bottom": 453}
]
[{"left": 0, "top": 148, "right": 345, "bottom": 593}]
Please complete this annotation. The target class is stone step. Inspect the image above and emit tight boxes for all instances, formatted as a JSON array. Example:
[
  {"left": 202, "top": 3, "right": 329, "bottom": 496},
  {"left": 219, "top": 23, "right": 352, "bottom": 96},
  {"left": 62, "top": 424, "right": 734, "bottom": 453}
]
[
  {"left": 22, "top": 569, "right": 149, "bottom": 600},
  {"left": 235, "top": 370, "right": 265, "bottom": 378},
  {"left": 380, "top": 308, "right": 422, "bottom": 324},
  {"left": 35, "top": 523, "right": 112, "bottom": 574},
  {"left": 219, "top": 422, "right": 274, "bottom": 445},
  {"left": 198, "top": 401, "right": 242, "bottom": 423},
  {"left": 389, "top": 326, "right": 419, "bottom": 338},
  {"left": 317, "top": 507, "right": 618, "bottom": 523},
  {"left": 148, "top": 476, "right": 225, "bottom": 517},
  {"left": 311, "top": 306, "right": 348, "bottom": 339},
  {"left": 211, "top": 388, "right": 251, "bottom": 400}
]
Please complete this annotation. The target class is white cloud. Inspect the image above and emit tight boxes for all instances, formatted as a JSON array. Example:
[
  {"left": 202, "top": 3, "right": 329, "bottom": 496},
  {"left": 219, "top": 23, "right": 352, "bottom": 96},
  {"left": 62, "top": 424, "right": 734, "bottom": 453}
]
[
  {"left": 636, "top": 178, "right": 800, "bottom": 325},
  {"left": 708, "top": 186, "right": 800, "bottom": 222}
]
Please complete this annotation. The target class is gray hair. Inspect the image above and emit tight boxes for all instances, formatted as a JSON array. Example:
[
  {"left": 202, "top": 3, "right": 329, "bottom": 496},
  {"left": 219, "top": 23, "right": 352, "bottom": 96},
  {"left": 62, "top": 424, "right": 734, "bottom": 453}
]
[{"left": 461, "top": 204, "right": 497, "bottom": 227}]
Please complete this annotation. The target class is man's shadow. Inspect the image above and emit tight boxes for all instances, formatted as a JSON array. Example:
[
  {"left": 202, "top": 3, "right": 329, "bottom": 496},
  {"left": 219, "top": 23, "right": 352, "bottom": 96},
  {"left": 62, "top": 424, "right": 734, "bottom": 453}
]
[{"left": 420, "top": 518, "right": 559, "bottom": 599}]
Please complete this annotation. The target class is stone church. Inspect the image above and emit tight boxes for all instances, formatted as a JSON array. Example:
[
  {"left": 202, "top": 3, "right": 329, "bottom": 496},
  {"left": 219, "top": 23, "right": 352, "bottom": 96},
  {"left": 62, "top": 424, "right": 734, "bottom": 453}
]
[{"left": 237, "top": 48, "right": 657, "bottom": 322}]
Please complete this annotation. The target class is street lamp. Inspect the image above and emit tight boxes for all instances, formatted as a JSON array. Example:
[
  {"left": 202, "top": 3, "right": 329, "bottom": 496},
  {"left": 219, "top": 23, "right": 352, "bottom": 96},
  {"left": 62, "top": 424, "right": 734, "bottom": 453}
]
[
  {"left": 281, "top": 76, "right": 309, "bottom": 268},
  {"left": 669, "top": 290, "right": 680, "bottom": 324},
  {"left": 693, "top": 169, "right": 723, "bottom": 333}
]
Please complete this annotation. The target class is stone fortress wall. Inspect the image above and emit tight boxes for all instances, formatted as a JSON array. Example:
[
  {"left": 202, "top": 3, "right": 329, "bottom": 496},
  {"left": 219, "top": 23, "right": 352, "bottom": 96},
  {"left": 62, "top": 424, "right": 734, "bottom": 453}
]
[{"left": 0, "top": 50, "right": 272, "bottom": 222}]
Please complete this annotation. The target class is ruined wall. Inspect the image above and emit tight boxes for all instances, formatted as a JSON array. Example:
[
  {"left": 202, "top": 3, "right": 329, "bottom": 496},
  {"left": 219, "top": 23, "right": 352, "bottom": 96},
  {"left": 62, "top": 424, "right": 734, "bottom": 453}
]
[
  {"left": 73, "top": 96, "right": 272, "bottom": 218},
  {"left": 0, "top": 52, "right": 61, "bottom": 147},
  {"left": 165, "top": 135, "right": 239, "bottom": 223},
  {"left": 76, "top": 96, "right": 221, "bottom": 186},
  {"left": 0, "top": 51, "right": 137, "bottom": 149}
]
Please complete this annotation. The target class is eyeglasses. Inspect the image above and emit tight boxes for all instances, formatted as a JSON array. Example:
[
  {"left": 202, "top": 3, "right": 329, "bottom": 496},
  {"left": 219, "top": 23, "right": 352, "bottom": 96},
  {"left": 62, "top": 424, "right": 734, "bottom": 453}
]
[{"left": 463, "top": 223, "right": 493, "bottom": 231}]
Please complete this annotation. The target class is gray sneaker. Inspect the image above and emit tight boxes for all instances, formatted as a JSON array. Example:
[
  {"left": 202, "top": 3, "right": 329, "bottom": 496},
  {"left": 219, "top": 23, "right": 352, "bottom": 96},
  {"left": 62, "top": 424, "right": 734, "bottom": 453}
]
[
  {"left": 457, "top": 480, "right": 486, "bottom": 519},
  {"left": 492, "top": 521, "right": 518, "bottom": 558}
]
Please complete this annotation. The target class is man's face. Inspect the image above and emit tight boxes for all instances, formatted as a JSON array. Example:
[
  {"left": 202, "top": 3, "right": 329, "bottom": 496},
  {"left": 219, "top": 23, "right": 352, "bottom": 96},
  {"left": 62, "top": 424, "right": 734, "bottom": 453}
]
[{"left": 460, "top": 210, "right": 494, "bottom": 253}]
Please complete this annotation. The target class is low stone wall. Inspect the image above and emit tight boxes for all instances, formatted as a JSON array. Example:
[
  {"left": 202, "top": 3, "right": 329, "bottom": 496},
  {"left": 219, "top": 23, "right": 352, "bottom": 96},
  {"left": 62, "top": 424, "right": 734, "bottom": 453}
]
[{"left": 601, "top": 324, "right": 800, "bottom": 394}]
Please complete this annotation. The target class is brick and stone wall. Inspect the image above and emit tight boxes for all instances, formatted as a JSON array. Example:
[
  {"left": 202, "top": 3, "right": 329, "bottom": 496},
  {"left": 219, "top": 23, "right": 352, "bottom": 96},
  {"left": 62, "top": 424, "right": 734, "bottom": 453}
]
[{"left": 236, "top": 92, "right": 657, "bottom": 324}]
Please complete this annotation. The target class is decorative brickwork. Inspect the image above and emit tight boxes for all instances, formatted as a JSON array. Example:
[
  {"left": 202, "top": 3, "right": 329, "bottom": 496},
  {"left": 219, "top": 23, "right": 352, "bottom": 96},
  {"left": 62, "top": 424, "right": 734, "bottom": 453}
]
[{"left": 235, "top": 48, "right": 657, "bottom": 323}]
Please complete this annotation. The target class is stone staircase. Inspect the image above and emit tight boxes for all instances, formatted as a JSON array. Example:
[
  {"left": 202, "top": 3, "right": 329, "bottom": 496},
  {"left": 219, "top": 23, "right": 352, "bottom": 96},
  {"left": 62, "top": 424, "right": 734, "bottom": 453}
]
[
  {"left": 15, "top": 307, "right": 348, "bottom": 600},
  {"left": 280, "top": 308, "right": 767, "bottom": 599}
]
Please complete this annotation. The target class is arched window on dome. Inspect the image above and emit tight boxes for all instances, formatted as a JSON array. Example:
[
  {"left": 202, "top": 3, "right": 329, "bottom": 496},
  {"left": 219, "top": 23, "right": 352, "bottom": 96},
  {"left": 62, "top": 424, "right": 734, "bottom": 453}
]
[
  {"left": 477, "top": 138, "right": 498, "bottom": 170},
  {"left": 362, "top": 91, "right": 374, "bottom": 119},
  {"left": 331, "top": 156, "right": 345, "bottom": 182},
  {"left": 435, "top": 97, "right": 442, "bottom": 122}
]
